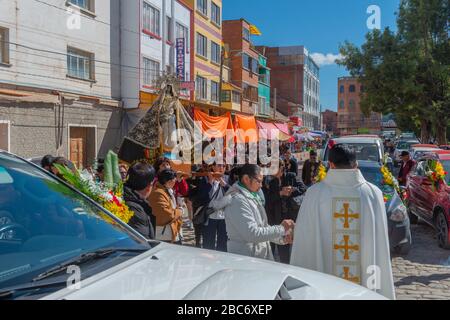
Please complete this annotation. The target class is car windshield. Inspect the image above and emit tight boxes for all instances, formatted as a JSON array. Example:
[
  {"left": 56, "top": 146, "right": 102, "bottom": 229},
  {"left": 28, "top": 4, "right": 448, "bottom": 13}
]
[
  {"left": 0, "top": 153, "right": 152, "bottom": 290},
  {"left": 443, "top": 160, "right": 450, "bottom": 184},
  {"left": 397, "top": 141, "right": 415, "bottom": 150},
  {"left": 332, "top": 143, "right": 380, "bottom": 162},
  {"left": 359, "top": 166, "right": 394, "bottom": 194}
]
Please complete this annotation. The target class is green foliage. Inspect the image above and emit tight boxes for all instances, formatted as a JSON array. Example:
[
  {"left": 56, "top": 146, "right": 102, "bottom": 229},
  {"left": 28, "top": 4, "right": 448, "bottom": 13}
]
[{"left": 338, "top": 0, "right": 450, "bottom": 143}]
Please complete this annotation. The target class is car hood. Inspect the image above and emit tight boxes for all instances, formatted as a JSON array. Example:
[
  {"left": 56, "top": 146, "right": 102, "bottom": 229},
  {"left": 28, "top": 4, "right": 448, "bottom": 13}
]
[{"left": 42, "top": 243, "right": 384, "bottom": 300}]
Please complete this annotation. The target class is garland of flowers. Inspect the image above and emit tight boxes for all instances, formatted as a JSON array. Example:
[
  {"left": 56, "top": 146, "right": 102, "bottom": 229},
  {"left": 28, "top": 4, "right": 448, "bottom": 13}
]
[
  {"left": 315, "top": 163, "right": 328, "bottom": 183},
  {"left": 425, "top": 159, "right": 448, "bottom": 191},
  {"left": 53, "top": 164, "right": 134, "bottom": 224},
  {"left": 380, "top": 165, "right": 401, "bottom": 194}
]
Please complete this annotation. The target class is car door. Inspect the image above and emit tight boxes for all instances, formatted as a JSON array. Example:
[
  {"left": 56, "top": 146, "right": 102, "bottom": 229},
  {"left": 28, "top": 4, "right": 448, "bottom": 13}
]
[{"left": 407, "top": 161, "right": 429, "bottom": 220}]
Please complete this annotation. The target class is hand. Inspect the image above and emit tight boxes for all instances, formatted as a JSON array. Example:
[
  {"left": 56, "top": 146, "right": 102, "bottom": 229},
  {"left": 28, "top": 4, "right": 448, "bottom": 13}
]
[
  {"left": 283, "top": 233, "right": 294, "bottom": 245},
  {"left": 207, "top": 172, "right": 215, "bottom": 184},
  {"left": 219, "top": 178, "right": 227, "bottom": 187},
  {"left": 281, "top": 219, "right": 295, "bottom": 233}
]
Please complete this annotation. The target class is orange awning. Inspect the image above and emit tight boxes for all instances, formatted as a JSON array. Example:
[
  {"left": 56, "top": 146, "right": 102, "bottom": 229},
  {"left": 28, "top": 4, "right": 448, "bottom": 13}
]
[
  {"left": 234, "top": 114, "right": 258, "bottom": 143},
  {"left": 193, "top": 108, "right": 234, "bottom": 139}
]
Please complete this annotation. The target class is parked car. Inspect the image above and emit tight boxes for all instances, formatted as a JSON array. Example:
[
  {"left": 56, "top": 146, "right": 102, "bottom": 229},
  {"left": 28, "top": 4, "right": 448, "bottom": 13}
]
[
  {"left": 406, "top": 150, "right": 450, "bottom": 249},
  {"left": 0, "top": 151, "right": 384, "bottom": 300},
  {"left": 323, "top": 136, "right": 386, "bottom": 164},
  {"left": 393, "top": 140, "right": 420, "bottom": 166},
  {"left": 410, "top": 144, "right": 440, "bottom": 161},
  {"left": 358, "top": 161, "right": 412, "bottom": 255},
  {"left": 398, "top": 132, "right": 417, "bottom": 140}
]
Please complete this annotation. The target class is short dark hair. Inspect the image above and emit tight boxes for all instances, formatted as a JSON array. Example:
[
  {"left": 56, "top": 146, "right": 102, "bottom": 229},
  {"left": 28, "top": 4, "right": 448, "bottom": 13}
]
[
  {"left": 41, "top": 155, "right": 54, "bottom": 168},
  {"left": 310, "top": 150, "right": 318, "bottom": 156},
  {"left": 126, "top": 162, "right": 155, "bottom": 191},
  {"left": 153, "top": 156, "right": 170, "bottom": 172},
  {"left": 328, "top": 145, "right": 357, "bottom": 169},
  {"left": 157, "top": 169, "right": 177, "bottom": 185},
  {"left": 238, "top": 164, "right": 261, "bottom": 182}
]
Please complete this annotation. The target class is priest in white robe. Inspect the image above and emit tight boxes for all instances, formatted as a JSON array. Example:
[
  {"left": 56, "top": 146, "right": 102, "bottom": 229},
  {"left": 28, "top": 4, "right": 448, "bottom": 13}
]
[{"left": 290, "top": 144, "right": 396, "bottom": 300}]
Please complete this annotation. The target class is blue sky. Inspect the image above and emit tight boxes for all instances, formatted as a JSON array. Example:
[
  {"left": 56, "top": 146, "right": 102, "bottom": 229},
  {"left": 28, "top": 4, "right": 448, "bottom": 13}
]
[{"left": 223, "top": 0, "right": 400, "bottom": 112}]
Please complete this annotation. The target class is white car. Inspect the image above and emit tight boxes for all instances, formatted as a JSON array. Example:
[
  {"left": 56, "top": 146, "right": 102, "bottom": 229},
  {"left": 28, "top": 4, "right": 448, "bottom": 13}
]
[
  {"left": 393, "top": 140, "right": 420, "bottom": 166},
  {"left": 410, "top": 144, "right": 440, "bottom": 161},
  {"left": 0, "top": 150, "right": 385, "bottom": 300},
  {"left": 323, "top": 135, "right": 386, "bottom": 164}
]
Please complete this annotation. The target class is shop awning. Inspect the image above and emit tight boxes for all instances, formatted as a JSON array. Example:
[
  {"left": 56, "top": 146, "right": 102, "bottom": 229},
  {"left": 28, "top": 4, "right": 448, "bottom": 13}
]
[
  {"left": 274, "top": 122, "right": 294, "bottom": 142},
  {"left": 193, "top": 108, "right": 234, "bottom": 138},
  {"left": 256, "top": 121, "right": 278, "bottom": 140},
  {"left": 234, "top": 114, "right": 258, "bottom": 143}
]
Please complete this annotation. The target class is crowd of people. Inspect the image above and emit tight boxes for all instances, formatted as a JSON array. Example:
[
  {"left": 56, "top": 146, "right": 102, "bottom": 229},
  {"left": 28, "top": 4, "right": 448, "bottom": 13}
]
[{"left": 38, "top": 142, "right": 395, "bottom": 299}]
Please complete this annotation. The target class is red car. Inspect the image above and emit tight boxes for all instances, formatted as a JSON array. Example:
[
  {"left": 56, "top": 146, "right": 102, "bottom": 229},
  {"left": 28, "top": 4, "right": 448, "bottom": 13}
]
[{"left": 406, "top": 150, "right": 450, "bottom": 249}]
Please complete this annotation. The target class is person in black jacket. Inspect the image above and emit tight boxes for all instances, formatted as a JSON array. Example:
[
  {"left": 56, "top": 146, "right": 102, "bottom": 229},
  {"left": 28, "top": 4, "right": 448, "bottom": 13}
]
[
  {"left": 124, "top": 162, "right": 156, "bottom": 239},
  {"left": 284, "top": 149, "right": 299, "bottom": 176},
  {"left": 266, "top": 161, "right": 307, "bottom": 264}
]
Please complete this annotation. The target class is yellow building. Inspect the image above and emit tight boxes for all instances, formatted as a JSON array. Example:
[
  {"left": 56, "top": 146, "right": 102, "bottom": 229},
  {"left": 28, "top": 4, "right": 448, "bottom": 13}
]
[{"left": 185, "top": 0, "right": 223, "bottom": 112}]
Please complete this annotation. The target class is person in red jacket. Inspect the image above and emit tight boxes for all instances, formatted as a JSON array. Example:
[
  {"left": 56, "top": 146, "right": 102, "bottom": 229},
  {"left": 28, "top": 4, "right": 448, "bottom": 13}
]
[{"left": 398, "top": 151, "right": 416, "bottom": 186}]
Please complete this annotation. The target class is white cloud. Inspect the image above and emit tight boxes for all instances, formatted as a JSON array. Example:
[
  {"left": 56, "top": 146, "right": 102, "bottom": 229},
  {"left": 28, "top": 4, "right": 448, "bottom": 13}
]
[{"left": 310, "top": 53, "right": 343, "bottom": 67}]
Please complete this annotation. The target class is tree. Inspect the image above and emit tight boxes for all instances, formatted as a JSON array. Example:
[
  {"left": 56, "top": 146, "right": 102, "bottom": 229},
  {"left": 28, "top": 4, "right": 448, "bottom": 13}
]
[{"left": 338, "top": 0, "right": 449, "bottom": 144}]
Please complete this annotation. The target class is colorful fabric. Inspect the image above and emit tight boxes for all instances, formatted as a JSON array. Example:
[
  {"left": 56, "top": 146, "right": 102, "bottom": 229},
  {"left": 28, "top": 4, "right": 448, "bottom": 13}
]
[
  {"left": 193, "top": 109, "right": 234, "bottom": 138},
  {"left": 234, "top": 114, "right": 258, "bottom": 143}
]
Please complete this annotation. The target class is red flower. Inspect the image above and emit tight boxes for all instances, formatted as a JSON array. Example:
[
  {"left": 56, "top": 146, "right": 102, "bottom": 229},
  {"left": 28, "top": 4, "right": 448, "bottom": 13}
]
[{"left": 328, "top": 140, "right": 336, "bottom": 150}]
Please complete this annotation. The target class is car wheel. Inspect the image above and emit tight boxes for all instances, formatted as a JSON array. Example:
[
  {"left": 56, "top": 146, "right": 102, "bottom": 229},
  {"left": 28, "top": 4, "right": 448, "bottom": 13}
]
[{"left": 435, "top": 211, "right": 450, "bottom": 250}]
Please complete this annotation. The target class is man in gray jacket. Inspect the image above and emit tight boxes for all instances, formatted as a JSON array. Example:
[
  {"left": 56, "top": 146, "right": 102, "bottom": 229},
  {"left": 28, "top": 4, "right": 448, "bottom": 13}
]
[{"left": 224, "top": 164, "right": 295, "bottom": 261}]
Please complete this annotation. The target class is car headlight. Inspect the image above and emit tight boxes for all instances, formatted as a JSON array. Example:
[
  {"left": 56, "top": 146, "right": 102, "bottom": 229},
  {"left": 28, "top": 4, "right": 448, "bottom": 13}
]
[{"left": 390, "top": 204, "right": 408, "bottom": 222}]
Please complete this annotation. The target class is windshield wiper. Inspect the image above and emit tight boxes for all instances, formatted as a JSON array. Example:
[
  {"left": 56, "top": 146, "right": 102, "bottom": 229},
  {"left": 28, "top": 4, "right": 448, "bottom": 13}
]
[
  {"left": 0, "top": 280, "right": 67, "bottom": 300},
  {"left": 32, "top": 247, "right": 149, "bottom": 283}
]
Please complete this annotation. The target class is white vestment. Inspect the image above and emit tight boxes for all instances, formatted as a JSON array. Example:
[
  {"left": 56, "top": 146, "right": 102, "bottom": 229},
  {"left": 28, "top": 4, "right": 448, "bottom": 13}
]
[{"left": 290, "top": 169, "right": 396, "bottom": 300}]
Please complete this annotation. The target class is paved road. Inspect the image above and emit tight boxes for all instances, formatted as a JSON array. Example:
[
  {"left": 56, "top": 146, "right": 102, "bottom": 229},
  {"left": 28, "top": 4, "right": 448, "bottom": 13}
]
[{"left": 392, "top": 222, "right": 450, "bottom": 300}]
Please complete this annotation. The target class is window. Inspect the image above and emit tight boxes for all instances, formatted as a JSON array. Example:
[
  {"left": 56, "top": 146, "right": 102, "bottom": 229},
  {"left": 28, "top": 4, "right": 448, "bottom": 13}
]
[
  {"left": 69, "top": 0, "right": 94, "bottom": 12},
  {"left": 211, "top": 41, "right": 220, "bottom": 64},
  {"left": 243, "top": 28, "right": 250, "bottom": 41},
  {"left": 349, "top": 85, "right": 356, "bottom": 93},
  {"left": 196, "top": 76, "right": 207, "bottom": 100},
  {"left": 349, "top": 100, "right": 355, "bottom": 111},
  {"left": 242, "top": 53, "right": 250, "bottom": 70},
  {"left": 67, "top": 47, "right": 94, "bottom": 81},
  {"left": 143, "top": 57, "right": 160, "bottom": 86},
  {"left": 339, "top": 100, "right": 344, "bottom": 109},
  {"left": 251, "top": 58, "right": 258, "bottom": 74},
  {"left": 232, "top": 91, "right": 241, "bottom": 104},
  {"left": 165, "top": 16, "right": 172, "bottom": 42},
  {"left": 176, "top": 23, "right": 189, "bottom": 52},
  {"left": 143, "top": 2, "right": 160, "bottom": 36},
  {"left": 211, "top": 81, "right": 219, "bottom": 103},
  {"left": 197, "top": 0, "right": 208, "bottom": 16},
  {"left": 196, "top": 33, "right": 207, "bottom": 58},
  {"left": 360, "top": 85, "right": 364, "bottom": 92},
  {"left": 242, "top": 83, "right": 258, "bottom": 102},
  {"left": 339, "top": 85, "right": 344, "bottom": 93},
  {"left": 0, "top": 27, "right": 9, "bottom": 64},
  {"left": 211, "top": 2, "right": 221, "bottom": 25},
  {"left": 221, "top": 90, "right": 231, "bottom": 102},
  {"left": 259, "top": 96, "right": 267, "bottom": 115}
]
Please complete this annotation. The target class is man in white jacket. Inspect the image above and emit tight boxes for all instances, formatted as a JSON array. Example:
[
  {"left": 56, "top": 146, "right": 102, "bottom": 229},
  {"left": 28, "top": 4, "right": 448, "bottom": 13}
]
[
  {"left": 290, "top": 144, "right": 396, "bottom": 300},
  {"left": 224, "top": 164, "right": 295, "bottom": 261}
]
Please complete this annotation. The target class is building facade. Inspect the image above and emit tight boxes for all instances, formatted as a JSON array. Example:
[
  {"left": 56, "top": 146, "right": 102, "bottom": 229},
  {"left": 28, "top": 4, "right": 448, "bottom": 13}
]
[
  {"left": 121, "top": 0, "right": 193, "bottom": 110},
  {"left": 258, "top": 45, "right": 320, "bottom": 130},
  {"left": 257, "top": 53, "right": 271, "bottom": 117},
  {"left": 0, "top": 0, "right": 122, "bottom": 167},
  {"left": 222, "top": 19, "right": 260, "bottom": 115},
  {"left": 185, "top": 0, "right": 222, "bottom": 111},
  {"left": 337, "top": 76, "right": 382, "bottom": 136},
  {"left": 321, "top": 109, "right": 338, "bottom": 136}
]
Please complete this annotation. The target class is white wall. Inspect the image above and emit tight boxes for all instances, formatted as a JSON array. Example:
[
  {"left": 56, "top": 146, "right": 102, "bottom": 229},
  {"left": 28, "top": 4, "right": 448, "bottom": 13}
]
[{"left": 0, "top": 0, "right": 118, "bottom": 99}]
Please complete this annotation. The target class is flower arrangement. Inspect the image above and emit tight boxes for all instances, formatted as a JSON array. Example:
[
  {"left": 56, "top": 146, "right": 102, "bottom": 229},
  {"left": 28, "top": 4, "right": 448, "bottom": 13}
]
[
  {"left": 315, "top": 164, "right": 328, "bottom": 183},
  {"left": 52, "top": 155, "right": 134, "bottom": 225},
  {"left": 425, "top": 159, "right": 448, "bottom": 190},
  {"left": 380, "top": 165, "right": 400, "bottom": 193}
]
